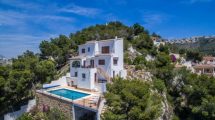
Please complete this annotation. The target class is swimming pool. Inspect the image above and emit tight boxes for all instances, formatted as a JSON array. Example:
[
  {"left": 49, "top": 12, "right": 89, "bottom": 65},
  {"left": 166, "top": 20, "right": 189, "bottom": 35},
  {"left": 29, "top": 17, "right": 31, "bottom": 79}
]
[{"left": 48, "top": 89, "right": 90, "bottom": 100}]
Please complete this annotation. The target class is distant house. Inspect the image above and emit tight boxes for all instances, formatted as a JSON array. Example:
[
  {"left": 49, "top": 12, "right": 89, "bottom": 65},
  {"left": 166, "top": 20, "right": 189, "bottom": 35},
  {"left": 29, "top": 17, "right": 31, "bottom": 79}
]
[
  {"left": 202, "top": 56, "right": 215, "bottom": 65},
  {"left": 151, "top": 37, "right": 165, "bottom": 47},
  {"left": 193, "top": 56, "right": 215, "bottom": 76},
  {"left": 0, "top": 56, "right": 12, "bottom": 66},
  {"left": 193, "top": 64, "right": 215, "bottom": 76}
]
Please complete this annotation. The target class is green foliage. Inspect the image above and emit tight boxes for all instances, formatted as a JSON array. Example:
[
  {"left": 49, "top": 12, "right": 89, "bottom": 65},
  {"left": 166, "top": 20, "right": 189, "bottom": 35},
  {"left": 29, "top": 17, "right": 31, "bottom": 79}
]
[
  {"left": 151, "top": 32, "right": 161, "bottom": 38},
  {"left": 71, "top": 21, "right": 132, "bottom": 45},
  {"left": 149, "top": 46, "right": 158, "bottom": 56},
  {"left": 124, "top": 52, "right": 132, "bottom": 65},
  {"left": 40, "top": 35, "right": 74, "bottom": 68},
  {"left": 186, "top": 50, "right": 202, "bottom": 62},
  {"left": 155, "top": 53, "right": 171, "bottom": 68},
  {"left": 46, "top": 108, "right": 67, "bottom": 120},
  {"left": 102, "top": 78, "right": 162, "bottom": 120},
  {"left": 172, "top": 69, "right": 215, "bottom": 120},
  {"left": 17, "top": 113, "right": 33, "bottom": 120},
  {"left": 170, "top": 37, "right": 215, "bottom": 56},
  {"left": 34, "top": 60, "right": 56, "bottom": 83},
  {"left": 179, "top": 49, "right": 186, "bottom": 55},
  {"left": 132, "top": 33, "right": 153, "bottom": 51},
  {"left": 158, "top": 44, "right": 170, "bottom": 54},
  {"left": 133, "top": 55, "right": 146, "bottom": 65},
  {"left": 0, "top": 51, "right": 56, "bottom": 115},
  {"left": 18, "top": 108, "right": 66, "bottom": 120},
  {"left": 153, "top": 79, "right": 166, "bottom": 93},
  {"left": 132, "top": 23, "right": 145, "bottom": 35}
]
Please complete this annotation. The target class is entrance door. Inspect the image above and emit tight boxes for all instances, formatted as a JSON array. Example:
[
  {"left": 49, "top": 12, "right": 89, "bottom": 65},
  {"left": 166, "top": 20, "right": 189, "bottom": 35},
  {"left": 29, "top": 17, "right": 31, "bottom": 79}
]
[
  {"left": 90, "top": 60, "right": 94, "bottom": 68},
  {"left": 83, "top": 60, "right": 86, "bottom": 67},
  {"left": 94, "top": 73, "right": 97, "bottom": 83}
]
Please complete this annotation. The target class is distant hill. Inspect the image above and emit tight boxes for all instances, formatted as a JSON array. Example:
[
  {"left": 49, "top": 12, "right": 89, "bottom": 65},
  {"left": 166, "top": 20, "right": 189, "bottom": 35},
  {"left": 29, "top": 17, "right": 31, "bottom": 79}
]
[{"left": 169, "top": 36, "right": 215, "bottom": 56}]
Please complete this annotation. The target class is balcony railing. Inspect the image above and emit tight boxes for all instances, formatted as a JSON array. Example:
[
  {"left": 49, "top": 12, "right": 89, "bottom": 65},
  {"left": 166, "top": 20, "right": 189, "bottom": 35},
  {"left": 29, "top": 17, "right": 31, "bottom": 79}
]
[
  {"left": 95, "top": 50, "right": 115, "bottom": 55},
  {"left": 81, "top": 65, "right": 95, "bottom": 68}
]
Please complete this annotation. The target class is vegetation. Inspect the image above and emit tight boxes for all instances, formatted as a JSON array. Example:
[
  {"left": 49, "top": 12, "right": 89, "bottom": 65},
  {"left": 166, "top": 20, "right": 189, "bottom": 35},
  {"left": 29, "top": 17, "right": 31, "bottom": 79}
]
[
  {"left": 169, "top": 37, "right": 215, "bottom": 57},
  {"left": 17, "top": 107, "right": 67, "bottom": 120},
  {"left": 102, "top": 78, "right": 162, "bottom": 120},
  {"left": 171, "top": 68, "right": 215, "bottom": 120},
  {"left": 1, "top": 21, "right": 214, "bottom": 120},
  {"left": 0, "top": 51, "right": 56, "bottom": 115}
]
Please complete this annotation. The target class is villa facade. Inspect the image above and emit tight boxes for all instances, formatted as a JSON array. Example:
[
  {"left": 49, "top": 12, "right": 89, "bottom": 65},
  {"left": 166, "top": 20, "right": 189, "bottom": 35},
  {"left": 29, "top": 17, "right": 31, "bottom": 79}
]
[
  {"left": 193, "top": 56, "right": 215, "bottom": 76},
  {"left": 202, "top": 56, "right": 215, "bottom": 65},
  {"left": 193, "top": 64, "right": 215, "bottom": 76},
  {"left": 67, "top": 38, "right": 127, "bottom": 91},
  {"left": 36, "top": 38, "right": 127, "bottom": 120}
]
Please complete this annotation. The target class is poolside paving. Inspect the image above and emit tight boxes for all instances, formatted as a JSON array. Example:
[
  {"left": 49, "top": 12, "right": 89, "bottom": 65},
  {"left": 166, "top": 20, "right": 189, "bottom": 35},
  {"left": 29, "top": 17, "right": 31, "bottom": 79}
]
[{"left": 40, "top": 85, "right": 102, "bottom": 111}]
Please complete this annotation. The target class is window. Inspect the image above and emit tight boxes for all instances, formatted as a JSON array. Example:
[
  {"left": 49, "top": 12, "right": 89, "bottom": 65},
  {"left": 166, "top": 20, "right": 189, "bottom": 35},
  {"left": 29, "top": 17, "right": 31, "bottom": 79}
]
[
  {"left": 72, "top": 61, "right": 80, "bottom": 68},
  {"left": 82, "top": 49, "right": 85, "bottom": 53},
  {"left": 98, "top": 60, "right": 105, "bottom": 65},
  {"left": 102, "top": 46, "right": 110, "bottom": 54},
  {"left": 88, "top": 47, "right": 90, "bottom": 52},
  {"left": 82, "top": 73, "right": 86, "bottom": 79},
  {"left": 113, "top": 58, "right": 118, "bottom": 65},
  {"left": 75, "top": 72, "right": 78, "bottom": 77}
]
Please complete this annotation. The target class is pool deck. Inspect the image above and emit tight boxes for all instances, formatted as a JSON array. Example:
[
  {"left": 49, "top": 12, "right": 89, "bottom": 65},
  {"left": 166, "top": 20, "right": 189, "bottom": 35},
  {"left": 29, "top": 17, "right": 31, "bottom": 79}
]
[{"left": 36, "top": 86, "right": 102, "bottom": 111}]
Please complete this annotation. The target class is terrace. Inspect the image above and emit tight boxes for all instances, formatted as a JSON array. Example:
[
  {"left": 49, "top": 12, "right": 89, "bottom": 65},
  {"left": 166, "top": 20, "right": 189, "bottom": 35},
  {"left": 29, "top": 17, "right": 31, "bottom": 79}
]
[{"left": 37, "top": 86, "right": 102, "bottom": 111}]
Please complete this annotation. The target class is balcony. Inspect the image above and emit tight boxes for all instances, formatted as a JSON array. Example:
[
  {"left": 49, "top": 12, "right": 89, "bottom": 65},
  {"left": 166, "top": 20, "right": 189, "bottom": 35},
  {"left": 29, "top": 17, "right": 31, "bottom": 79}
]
[
  {"left": 81, "top": 65, "right": 95, "bottom": 68},
  {"left": 95, "top": 49, "right": 115, "bottom": 55}
]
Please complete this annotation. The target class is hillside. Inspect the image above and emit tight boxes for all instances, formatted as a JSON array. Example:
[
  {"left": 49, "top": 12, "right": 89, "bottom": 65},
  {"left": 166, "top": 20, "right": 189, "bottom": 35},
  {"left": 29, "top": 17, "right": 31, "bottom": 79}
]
[
  {"left": 169, "top": 36, "right": 215, "bottom": 56},
  {"left": 1, "top": 22, "right": 215, "bottom": 120}
]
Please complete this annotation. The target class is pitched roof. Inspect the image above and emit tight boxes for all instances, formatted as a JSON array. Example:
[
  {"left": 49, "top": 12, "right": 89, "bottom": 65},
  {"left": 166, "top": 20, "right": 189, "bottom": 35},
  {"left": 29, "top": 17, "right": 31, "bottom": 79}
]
[
  {"left": 203, "top": 56, "right": 215, "bottom": 61},
  {"left": 193, "top": 64, "right": 215, "bottom": 69}
]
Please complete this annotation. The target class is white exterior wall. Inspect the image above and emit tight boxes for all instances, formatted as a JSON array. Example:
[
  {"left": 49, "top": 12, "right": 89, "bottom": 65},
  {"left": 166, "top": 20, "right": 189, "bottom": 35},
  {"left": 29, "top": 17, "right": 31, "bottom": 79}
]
[
  {"left": 76, "top": 68, "right": 96, "bottom": 90},
  {"left": 78, "top": 43, "right": 96, "bottom": 57},
  {"left": 95, "top": 55, "right": 112, "bottom": 79},
  {"left": 113, "top": 39, "right": 124, "bottom": 74},
  {"left": 70, "top": 38, "right": 127, "bottom": 90},
  {"left": 98, "top": 40, "right": 115, "bottom": 54}
]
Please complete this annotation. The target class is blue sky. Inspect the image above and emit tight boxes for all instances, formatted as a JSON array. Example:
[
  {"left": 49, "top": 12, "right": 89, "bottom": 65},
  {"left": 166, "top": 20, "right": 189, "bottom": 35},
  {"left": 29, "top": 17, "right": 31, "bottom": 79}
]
[{"left": 0, "top": 0, "right": 215, "bottom": 58}]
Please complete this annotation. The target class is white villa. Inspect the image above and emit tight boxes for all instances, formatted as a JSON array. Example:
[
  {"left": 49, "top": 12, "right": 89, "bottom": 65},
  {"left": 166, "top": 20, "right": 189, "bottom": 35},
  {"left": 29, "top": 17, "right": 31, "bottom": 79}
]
[
  {"left": 36, "top": 38, "right": 127, "bottom": 120},
  {"left": 67, "top": 38, "right": 127, "bottom": 91}
]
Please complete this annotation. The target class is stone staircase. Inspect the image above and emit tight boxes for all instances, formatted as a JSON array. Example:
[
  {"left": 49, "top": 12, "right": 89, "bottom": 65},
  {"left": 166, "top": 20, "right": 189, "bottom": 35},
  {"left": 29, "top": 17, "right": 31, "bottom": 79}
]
[
  {"left": 101, "top": 105, "right": 107, "bottom": 114},
  {"left": 97, "top": 67, "right": 111, "bottom": 82}
]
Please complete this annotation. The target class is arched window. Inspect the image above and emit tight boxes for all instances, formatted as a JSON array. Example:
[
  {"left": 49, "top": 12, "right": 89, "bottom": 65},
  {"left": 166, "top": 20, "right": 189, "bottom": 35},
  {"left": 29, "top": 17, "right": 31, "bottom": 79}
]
[{"left": 72, "top": 61, "right": 80, "bottom": 68}]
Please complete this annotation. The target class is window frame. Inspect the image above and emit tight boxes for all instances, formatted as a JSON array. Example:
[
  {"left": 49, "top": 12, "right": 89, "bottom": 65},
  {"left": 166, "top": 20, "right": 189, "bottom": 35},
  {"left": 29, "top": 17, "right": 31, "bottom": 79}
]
[
  {"left": 98, "top": 59, "right": 105, "bottom": 65},
  {"left": 82, "top": 48, "right": 85, "bottom": 53},
  {"left": 75, "top": 72, "right": 78, "bottom": 77},
  {"left": 82, "top": 73, "right": 86, "bottom": 79},
  {"left": 101, "top": 46, "right": 110, "bottom": 54},
  {"left": 113, "top": 58, "right": 118, "bottom": 65}
]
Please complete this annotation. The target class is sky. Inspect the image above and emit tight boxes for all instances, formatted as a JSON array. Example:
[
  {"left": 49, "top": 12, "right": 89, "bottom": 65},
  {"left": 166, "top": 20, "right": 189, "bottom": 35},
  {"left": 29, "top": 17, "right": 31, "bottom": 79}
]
[{"left": 0, "top": 0, "right": 215, "bottom": 58}]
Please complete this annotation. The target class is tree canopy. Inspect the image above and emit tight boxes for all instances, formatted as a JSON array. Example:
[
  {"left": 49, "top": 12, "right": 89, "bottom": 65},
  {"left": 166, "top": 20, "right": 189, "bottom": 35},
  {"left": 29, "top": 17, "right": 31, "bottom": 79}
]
[{"left": 102, "top": 78, "right": 162, "bottom": 120}]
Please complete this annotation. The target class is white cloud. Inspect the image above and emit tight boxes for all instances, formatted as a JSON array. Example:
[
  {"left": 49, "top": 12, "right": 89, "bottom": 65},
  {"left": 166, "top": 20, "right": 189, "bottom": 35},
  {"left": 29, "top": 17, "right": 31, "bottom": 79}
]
[
  {"left": 142, "top": 12, "right": 169, "bottom": 27},
  {"left": 60, "top": 4, "right": 101, "bottom": 17},
  {"left": 0, "top": 10, "right": 74, "bottom": 26},
  {"left": 0, "top": 0, "right": 42, "bottom": 10},
  {"left": 104, "top": 13, "right": 119, "bottom": 22},
  {"left": 0, "top": 34, "right": 58, "bottom": 58}
]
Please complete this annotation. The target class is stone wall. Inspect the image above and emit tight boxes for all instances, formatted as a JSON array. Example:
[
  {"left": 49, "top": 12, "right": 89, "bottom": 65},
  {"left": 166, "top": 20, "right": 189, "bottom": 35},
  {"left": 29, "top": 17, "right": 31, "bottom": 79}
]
[{"left": 36, "top": 92, "right": 73, "bottom": 119}]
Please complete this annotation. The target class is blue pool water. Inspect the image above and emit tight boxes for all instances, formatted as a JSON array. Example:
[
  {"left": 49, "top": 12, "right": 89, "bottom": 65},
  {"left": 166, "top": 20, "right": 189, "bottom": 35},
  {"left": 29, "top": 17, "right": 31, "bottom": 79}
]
[{"left": 48, "top": 89, "right": 89, "bottom": 100}]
